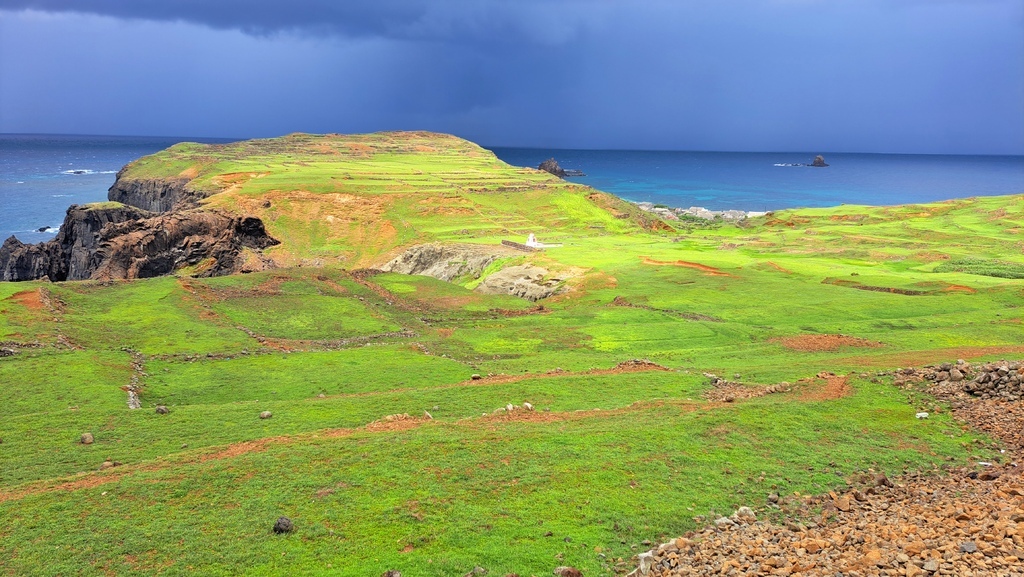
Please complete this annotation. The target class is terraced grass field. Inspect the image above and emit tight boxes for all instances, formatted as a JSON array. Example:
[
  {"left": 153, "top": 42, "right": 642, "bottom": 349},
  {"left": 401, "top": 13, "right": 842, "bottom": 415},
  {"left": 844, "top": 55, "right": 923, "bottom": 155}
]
[{"left": 0, "top": 133, "right": 1021, "bottom": 576}]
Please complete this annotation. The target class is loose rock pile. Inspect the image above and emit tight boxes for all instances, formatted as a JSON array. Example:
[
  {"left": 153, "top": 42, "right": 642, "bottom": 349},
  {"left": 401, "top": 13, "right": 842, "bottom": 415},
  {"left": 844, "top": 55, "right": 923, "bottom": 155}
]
[
  {"left": 701, "top": 373, "right": 789, "bottom": 403},
  {"left": 965, "top": 361, "right": 1024, "bottom": 401},
  {"left": 629, "top": 467, "right": 1024, "bottom": 577},
  {"left": 628, "top": 360, "right": 1024, "bottom": 577}
]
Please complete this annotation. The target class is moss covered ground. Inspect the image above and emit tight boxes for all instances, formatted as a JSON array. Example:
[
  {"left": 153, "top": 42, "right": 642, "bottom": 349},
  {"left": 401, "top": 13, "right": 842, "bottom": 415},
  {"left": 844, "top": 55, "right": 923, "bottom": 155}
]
[{"left": 0, "top": 132, "right": 1022, "bottom": 575}]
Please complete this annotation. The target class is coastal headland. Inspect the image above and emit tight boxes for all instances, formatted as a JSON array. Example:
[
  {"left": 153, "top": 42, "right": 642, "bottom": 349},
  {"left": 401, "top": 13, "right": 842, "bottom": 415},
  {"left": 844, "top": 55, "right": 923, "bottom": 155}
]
[{"left": 1, "top": 131, "right": 1023, "bottom": 575}]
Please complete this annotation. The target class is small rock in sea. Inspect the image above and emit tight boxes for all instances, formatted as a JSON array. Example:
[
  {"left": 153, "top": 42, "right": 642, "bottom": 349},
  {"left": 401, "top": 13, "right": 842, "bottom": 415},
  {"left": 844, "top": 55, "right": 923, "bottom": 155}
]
[
  {"left": 381, "top": 571, "right": 401, "bottom": 577},
  {"left": 259, "top": 411, "right": 273, "bottom": 419},
  {"left": 81, "top": 432, "right": 94, "bottom": 445},
  {"left": 273, "top": 516, "right": 294, "bottom": 534},
  {"left": 471, "top": 374, "right": 482, "bottom": 380},
  {"left": 553, "top": 567, "right": 583, "bottom": 577},
  {"left": 155, "top": 405, "right": 169, "bottom": 414}
]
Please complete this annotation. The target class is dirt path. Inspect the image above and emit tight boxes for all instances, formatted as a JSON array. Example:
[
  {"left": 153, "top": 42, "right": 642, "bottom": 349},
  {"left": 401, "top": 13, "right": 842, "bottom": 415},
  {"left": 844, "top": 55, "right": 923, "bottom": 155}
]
[{"left": 0, "top": 363, "right": 853, "bottom": 505}]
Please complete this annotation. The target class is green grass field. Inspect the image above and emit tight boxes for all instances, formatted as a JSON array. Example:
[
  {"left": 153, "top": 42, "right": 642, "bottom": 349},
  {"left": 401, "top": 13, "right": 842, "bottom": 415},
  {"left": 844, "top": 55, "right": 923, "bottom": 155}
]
[{"left": 0, "top": 132, "right": 1021, "bottom": 576}]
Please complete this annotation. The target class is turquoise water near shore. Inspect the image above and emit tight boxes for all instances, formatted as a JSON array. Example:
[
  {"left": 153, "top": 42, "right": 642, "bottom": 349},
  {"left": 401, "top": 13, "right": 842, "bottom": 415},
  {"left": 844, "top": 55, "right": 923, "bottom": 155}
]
[
  {"left": 491, "top": 148, "right": 1024, "bottom": 213},
  {"left": 2, "top": 135, "right": 1022, "bottom": 243}
]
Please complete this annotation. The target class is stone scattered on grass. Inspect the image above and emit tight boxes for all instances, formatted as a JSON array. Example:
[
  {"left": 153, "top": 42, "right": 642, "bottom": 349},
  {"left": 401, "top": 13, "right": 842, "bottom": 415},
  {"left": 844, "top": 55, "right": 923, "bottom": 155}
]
[
  {"left": 381, "top": 571, "right": 401, "bottom": 577},
  {"left": 259, "top": 411, "right": 272, "bottom": 419},
  {"left": 553, "top": 567, "right": 583, "bottom": 577},
  {"left": 155, "top": 405, "right": 169, "bottom": 414},
  {"left": 471, "top": 374, "right": 482, "bottom": 380},
  {"left": 273, "top": 516, "right": 293, "bottom": 534},
  {"left": 80, "top": 432, "right": 94, "bottom": 445}
]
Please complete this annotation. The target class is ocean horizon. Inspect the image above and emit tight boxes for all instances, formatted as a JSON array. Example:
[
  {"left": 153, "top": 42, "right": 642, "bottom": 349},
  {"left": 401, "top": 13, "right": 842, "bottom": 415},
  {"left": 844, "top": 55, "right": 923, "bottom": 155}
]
[{"left": 2, "top": 133, "right": 1022, "bottom": 243}]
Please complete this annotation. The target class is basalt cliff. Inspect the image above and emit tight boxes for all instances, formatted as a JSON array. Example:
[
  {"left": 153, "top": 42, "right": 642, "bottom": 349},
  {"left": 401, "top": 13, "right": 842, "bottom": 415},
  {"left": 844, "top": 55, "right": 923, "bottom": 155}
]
[{"left": 0, "top": 175, "right": 278, "bottom": 282}]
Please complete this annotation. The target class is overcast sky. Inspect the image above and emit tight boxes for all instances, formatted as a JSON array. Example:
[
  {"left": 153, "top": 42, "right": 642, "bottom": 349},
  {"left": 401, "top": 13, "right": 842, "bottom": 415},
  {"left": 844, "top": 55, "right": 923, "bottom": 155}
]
[{"left": 1, "top": 0, "right": 1022, "bottom": 154}]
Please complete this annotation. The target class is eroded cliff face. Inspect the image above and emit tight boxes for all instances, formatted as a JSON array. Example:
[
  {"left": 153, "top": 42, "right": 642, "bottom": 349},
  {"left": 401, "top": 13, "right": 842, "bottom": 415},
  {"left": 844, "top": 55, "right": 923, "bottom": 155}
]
[
  {"left": 91, "top": 211, "right": 278, "bottom": 280},
  {"left": 106, "top": 170, "right": 207, "bottom": 213}
]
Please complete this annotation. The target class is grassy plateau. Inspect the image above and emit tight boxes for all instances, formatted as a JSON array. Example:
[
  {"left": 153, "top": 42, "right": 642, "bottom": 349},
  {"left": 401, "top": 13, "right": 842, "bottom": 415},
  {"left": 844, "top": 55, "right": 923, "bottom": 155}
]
[{"left": 0, "top": 132, "right": 1022, "bottom": 576}]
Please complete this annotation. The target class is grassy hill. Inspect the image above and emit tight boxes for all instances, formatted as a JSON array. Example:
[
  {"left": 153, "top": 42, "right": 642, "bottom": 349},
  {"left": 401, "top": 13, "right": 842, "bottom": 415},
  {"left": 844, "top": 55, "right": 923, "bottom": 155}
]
[{"left": 0, "top": 132, "right": 1022, "bottom": 575}]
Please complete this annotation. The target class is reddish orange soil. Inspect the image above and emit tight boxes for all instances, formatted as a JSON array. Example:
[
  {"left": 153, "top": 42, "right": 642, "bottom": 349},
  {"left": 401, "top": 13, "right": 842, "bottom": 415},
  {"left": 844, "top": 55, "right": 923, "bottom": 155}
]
[
  {"left": 8, "top": 289, "right": 44, "bottom": 311},
  {"left": 792, "top": 375, "right": 853, "bottom": 402},
  {"left": 773, "top": 334, "right": 883, "bottom": 352},
  {"left": 943, "top": 284, "right": 977, "bottom": 294},
  {"left": 766, "top": 261, "right": 793, "bottom": 274},
  {"left": 640, "top": 257, "right": 736, "bottom": 277}
]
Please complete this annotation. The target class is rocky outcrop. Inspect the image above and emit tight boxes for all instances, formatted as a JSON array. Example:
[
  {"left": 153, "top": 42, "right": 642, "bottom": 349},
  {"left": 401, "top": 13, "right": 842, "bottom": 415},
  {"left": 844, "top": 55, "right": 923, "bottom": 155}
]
[
  {"left": 381, "top": 243, "right": 571, "bottom": 301},
  {"left": 811, "top": 155, "right": 829, "bottom": 167},
  {"left": 538, "top": 158, "right": 566, "bottom": 177},
  {"left": 1, "top": 204, "right": 151, "bottom": 281},
  {"left": 107, "top": 171, "right": 206, "bottom": 212},
  {"left": 0, "top": 236, "right": 60, "bottom": 281},
  {"left": 381, "top": 243, "right": 516, "bottom": 282},
  {"left": 0, "top": 203, "right": 278, "bottom": 282},
  {"left": 537, "top": 158, "right": 584, "bottom": 178},
  {"left": 90, "top": 211, "right": 278, "bottom": 280},
  {"left": 475, "top": 264, "right": 565, "bottom": 301}
]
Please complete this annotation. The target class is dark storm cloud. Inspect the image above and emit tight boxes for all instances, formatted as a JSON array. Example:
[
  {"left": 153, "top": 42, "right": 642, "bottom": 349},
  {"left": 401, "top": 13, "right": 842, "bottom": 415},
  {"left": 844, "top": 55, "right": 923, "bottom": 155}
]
[
  {"left": 0, "top": 0, "right": 608, "bottom": 44},
  {"left": 1, "top": 0, "right": 1022, "bottom": 153}
]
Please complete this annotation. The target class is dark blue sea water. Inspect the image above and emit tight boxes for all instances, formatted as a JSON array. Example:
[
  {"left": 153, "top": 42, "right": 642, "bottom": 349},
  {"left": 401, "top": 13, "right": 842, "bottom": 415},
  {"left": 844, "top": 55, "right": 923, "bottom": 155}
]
[
  {"left": 3, "top": 135, "right": 1022, "bottom": 244},
  {"left": 491, "top": 148, "right": 1024, "bottom": 213},
  {"left": 0, "top": 134, "right": 235, "bottom": 243}
]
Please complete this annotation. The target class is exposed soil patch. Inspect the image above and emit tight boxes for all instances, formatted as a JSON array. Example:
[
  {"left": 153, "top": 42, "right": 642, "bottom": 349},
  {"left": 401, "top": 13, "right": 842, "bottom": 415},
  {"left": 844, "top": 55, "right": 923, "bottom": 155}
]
[
  {"left": 766, "top": 261, "right": 792, "bottom": 274},
  {"left": 791, "top": 373, "right": 853, "bottom": 402},
  {"left": 640, "top": 257, "right": 736, "bottom": 277},
  {"left": 773, "top": 334, "right": 884, "bottom": 352},
  {"left": 943, "top": 284, "right": 977, "bottom": 294},
  {"left": 8, "top": 290, "right": 44, "bottom": 311}
]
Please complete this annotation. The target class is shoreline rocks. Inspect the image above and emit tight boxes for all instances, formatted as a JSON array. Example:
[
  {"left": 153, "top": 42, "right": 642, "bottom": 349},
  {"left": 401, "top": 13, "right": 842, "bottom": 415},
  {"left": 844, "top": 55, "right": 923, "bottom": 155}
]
[{"left": 633, "top": 202, "right": 769, "bottom": 223}]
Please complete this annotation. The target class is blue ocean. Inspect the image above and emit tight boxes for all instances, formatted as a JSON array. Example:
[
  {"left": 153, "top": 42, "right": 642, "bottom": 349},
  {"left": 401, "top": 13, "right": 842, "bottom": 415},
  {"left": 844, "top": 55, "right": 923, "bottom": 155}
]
[
  {"left": 2, "top": 135, "right": 1022, "bottom": 243},
  {"left": 491, "top": 148, "right": 1024, "bottom": 213}
]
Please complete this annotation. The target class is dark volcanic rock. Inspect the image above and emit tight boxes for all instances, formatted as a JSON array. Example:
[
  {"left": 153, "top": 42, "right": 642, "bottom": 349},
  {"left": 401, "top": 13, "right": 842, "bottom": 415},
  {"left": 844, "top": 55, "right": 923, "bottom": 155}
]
[
  {"left": 538, "top": 158, "right": 567, "bottom": 177},
  {"left": 0, "top": 205, "right": 278, "bottom": 282},
  {"left": 273, "top": 516, "right": 294, "bottom": 534},
  {"left": 107, "top": 172, "right": 207, "bottom": 213},
  {"left": 811, "top": 155, "right": 829, "bottom": 167},
  {"left": 90, "top": 210, "right": 279, "bottom": 280}
]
